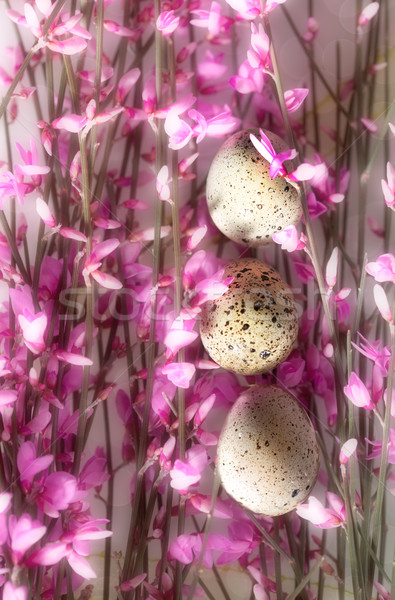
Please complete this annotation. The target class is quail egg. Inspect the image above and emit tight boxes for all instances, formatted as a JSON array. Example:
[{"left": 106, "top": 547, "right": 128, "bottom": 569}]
[
  {"left": 199, "top": 258, "right": 298, "bottom": 375},
  {"left": 206, "top": 129, "right": 302, "bottom": 246},
  {"left": 217, "top": 385, "right": 320, "bottom": 516}
]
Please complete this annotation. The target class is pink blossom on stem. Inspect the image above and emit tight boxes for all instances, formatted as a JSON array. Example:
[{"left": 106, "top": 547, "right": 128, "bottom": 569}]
[
  {"left": 164, "top": 325, "right": 199, "bottom": 360},
  {"left": 296, "top": 493, "right": 346, "bottom": 528},
  {"left": 326, "top": 247, "right": 339, "bottom": 288},
  {"left": 339, "top": 438, "right": 358, "bottom": 464},
  {"left": 54, "top": 350, "right": 93, "bottom": 367},
  {"left": 170, "top": 446, "right": 208, "bottom": 494},
  {"left": 0, "top": 390, "right": 18, "bottom": 406},
  {"left": 230, "top": 60, "right": 264, "bottom": 94},
  {"left": 366, "top": 429, "right": 395, "bottom": 464},
  {"left": 3, "top": 582, "right": 27, "bottom": 600},
  {"left": 156, "top": 10, "right": 180, "bottom": 36},
  {"left": 276, "top": 356, "right": 305, "bottom": 387},
  {"left": 247, "top": 24, "right": 270, "bottom": 70},
  {"left": 358, "top": 2, "right": 379, "bottom": 27},
  {"left": 373, "top": 284, "right": 393, "bottom": 322},
  {"left": 36, "top": 197, "right": 56, "bottom": 228},
  {"left": 115, "top": 68, "right": 141, "bottom": 104},
  {"left": 162, "top": 362, "right": 196, "bottom": 389},
  {"left": 17, "top": 441, "right": 53, "bottom": 490},
  {"left": 272, "top": 225, "right": 306, "bottom": 252},
  {"left": 284, "top": 88, "right": 309, "bottom": 113},
  {"left": 250, "top": 130, "right": 297, "bottom": 178},
  {"left": 9, "top": 514, "right": 46, "bottom": 564},
  {"left": 156, "top": 166, "right": 171, "bottom": 202},
  {"left": 366, "top": 253, "right": 395, "bottom": 283},
  {"left": 165, "top": 112, "right": 193, "bottom": 150},
  {"left": 344, "top": 372, "right": 374, "bottom": 409},
  {"left": 18, "top": 310, "right": 47, "bottom": 354},
  {"left": 302, "top": 17, "right": 319, "bottom": 42},
  {"left": 381, "top": 162, "right": 395, "bottom": 210}
]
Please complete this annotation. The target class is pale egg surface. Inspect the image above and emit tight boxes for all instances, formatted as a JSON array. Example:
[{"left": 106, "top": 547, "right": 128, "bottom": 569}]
[
  {"left": 217, "top": 385, "right": 320, "bottom": 516},
  {"left": 200, "top": 258, "right": 298, "bottom": 375},
  {"left": 206, "top": 129, "right": 302, "bottom": 247}
]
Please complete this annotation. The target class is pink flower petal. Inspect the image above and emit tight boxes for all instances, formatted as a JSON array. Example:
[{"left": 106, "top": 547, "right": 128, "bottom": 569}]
[
  {"left": 36, "top": 197, "right": 56, "bottom": 228},
  {"left": 27, "top": 542, "right": 67, "bottom": 566},
  {"left": 162, "top": 362, "right": 196, "bottom": 389},
  {"left": 344, "top": 372, "right": 374, "bottom": 409},
  {"left": 59, "top": 227, "right": 87, "bottom": 242},
  {"left": 0, "top": 389, "right": 18, "bottom": 406},
  {"left": 358, "top": 2, "right": 379, "bottom": 26},
  {"left": 284, "top": 88, "right": 309, "bottom": 113},
  {"left": 374, "top": 284, "right": 393, "bottom": 322},
  {"left": 3, "top": 582, "right": 28, "bottom": 600},
  {"left": 90, "top": 269, "right": 123, "bottom": 289},
  {"left": 340, "top": 438, "right": 358, "bottom": 464},
  {"left": 52, "top": 114, "right": 87, "bottom": 133},
  {"left": 47, "top": 37, "right": 88, "bottom": 56},
  {"left": 164, "top": 329, "right": 199, "bottom": 359},
  {"left": 54, "top": 350, "right": 93, "bottom": 366},
  {"left": 67, "top": 551, "right": 97, "bottom": 579},
  {"left": 326, "top": 247, "right": 339, "bottom": 288}
]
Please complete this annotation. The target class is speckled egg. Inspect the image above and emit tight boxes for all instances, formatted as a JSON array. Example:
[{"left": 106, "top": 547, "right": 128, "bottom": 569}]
[
  {"left": 199, "top": 258, "right": 298, "bottom": 375},
  {"left": 206, "top": 129, "right": 302, "bottom": 247},
  {"left": 217, "top": 385, "right": 320, "bottom": 516}
]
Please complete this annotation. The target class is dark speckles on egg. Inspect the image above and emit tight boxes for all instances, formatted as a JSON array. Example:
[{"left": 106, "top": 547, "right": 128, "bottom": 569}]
[
  {"left": 217, "top": 385, "right": 320, "bottom": 516},
  {"left": 199, "top": 258, "right": 298, "bottom": 375},
  {"left": 206, "top": 129, "right": 302, "bottom": 247}
]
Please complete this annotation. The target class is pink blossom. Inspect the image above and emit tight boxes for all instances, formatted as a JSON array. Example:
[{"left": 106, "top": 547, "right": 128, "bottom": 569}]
[
  {"left": 54, "top": 350, "right": 93, "bottom": 367},
  {"left": 9, "top": 514, "right": 46, "bottom": 563},
  {"left": 187, "top": 225, "right": 207, "bottom": 250},
  {"left": 358, "top": 2, "right": 379, "bottom": 27},
  {"left": 366, "top": 253, "right": 395, "bottom": 283},
  {"left": 339, "top": 438, "right": 358, "bottom": 464},
  {"left": 366, "top": 429, "right": 395, "bottom": 464},
  {"left": 344, "top": 372, "right": 374, "bottom": 409},
  {"left": 284, "top": 88, "right": 309, "bottom": 113},
  {"left": 3, "top": 582, "right": 27, "bottom": 600},
  {"left": 17, "top": 441, "right": 53, "bottom": 489},
  {"left": 18, "top": 310, "right": 47, "bottom": 354},
  {"left": 156, "top": 166, "right": 171, "bottom": 202},
  {"left": 302, "top": 17, "right": 319, "bottom": 42},
  {"left": 164, "top": 325, "right": 199, "bottom": 360},
  {"left": 247, "top": 24, "right": 270, "bottom": 70},
  {"left": 361, "top": 117, "right": 378, "bottom": 133},
  {"left": 115, "top": 68, "right": 141, "bottom": 104},
  {"left": 326, "top": 247, "right": 339, "bottom": 288},
  {"left": 381, "top": 162, "right": 395, "bottom": 210},
  {"left": 170, "top": 446, "right": 208, "bottom": 494},
  {"left": 162, "top": 362, "right": 196, "bottom": 389},
  {"left": 36, "top": 197, "right": 56, "bottom": 228},
  {"left": 373, "top": 284, "right": 393, "bottom": 322},
  {"left": 0, "top": 390, "right": 18, "bottom": 406},
  {"left": 277, "top": 357, "right": 305, "bottom": 387},
  {"left": 170, "top": 460, "right": 202, "bottom": 493},
  {"left": 272, "top": 225, "right": 306, "bottom": 252},
  {"left": 156, "top": 10, "right": 180, "bottom": 36},
  {"left": 250, "top": 130, "right": 297, "bottom": 178},
  {"left": 230, "top": 60, "right": 264, "bottom": 94},
  {"left": 165, "top": 112, "right": 193, "bottom": 150},
  {"left": 190, "top": 2, "right": 226, "bottom": 36},
  {"left": 296, "top": 493, "right": 346, "bottom": 528}
]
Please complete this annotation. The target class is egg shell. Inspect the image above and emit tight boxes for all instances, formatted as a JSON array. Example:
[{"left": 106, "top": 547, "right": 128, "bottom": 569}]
[
  {"left": 199, "top": 258, "right": 298, "bottom": 375},
  {"left": 217, "top": 385, "right": 320, "bottom": 516},
  {"left": 206, "top": 129, "right": 302, "bottom": 247}
]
